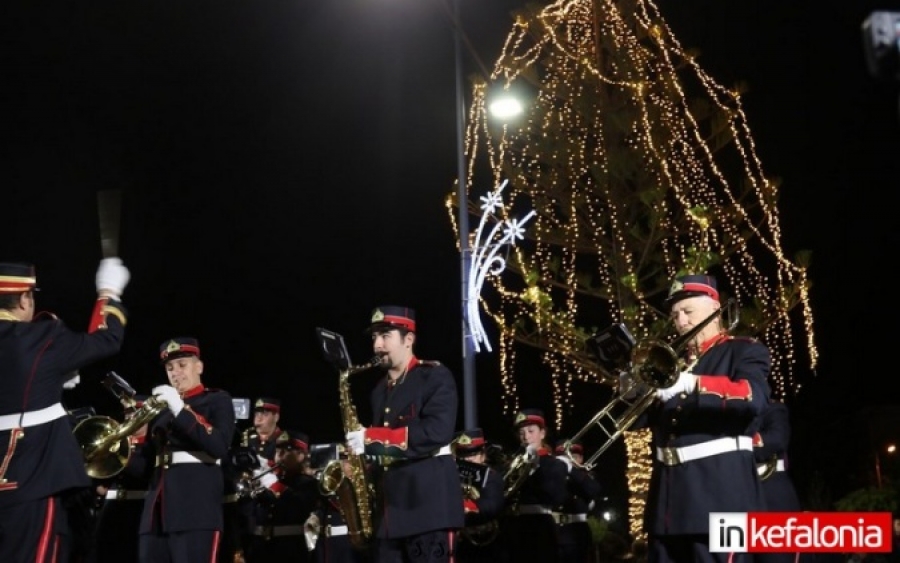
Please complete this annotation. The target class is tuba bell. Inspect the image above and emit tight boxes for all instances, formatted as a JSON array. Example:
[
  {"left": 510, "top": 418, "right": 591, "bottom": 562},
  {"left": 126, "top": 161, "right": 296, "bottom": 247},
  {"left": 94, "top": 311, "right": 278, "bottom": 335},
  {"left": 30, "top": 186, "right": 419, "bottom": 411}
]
[
  {"left": 73, "top": 393, "right": 167, "bottom": 479},
  {"left": 563, "top": 299, "right": 738, "bottom": 471}
]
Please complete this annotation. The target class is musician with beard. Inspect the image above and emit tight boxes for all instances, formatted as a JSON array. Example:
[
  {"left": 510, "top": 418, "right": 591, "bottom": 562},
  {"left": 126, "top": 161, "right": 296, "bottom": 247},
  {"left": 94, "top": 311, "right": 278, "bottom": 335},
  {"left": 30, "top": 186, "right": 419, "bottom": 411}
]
[{"left": 345, "top": 305, "right": 464, "bottom": 563}]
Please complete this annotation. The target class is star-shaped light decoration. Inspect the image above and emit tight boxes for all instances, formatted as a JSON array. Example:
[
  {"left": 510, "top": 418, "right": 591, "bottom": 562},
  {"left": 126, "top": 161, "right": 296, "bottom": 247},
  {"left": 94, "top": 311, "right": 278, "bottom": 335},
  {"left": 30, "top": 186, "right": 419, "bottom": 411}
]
[{"left": 468, "top": 180, "right": 536, "bottom": 352}]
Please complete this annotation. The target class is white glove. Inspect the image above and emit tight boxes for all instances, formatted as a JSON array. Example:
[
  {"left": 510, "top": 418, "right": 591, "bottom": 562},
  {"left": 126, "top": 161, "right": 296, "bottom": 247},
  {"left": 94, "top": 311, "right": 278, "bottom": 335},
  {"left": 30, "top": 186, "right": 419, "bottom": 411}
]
[
  {"left": 557, "top": 455, "right": 573, "bottom": 473},
  {"left": 525, "top": 444, "right": 540, "bottom": 469},
  {"left": 152, "top": 384, "right": 185, "bottom": 416},
  {"left": 63, "top": 373, "right": 81, "bottom": 390},
  {"left": 346, "top": 429, "right": 365, "bottom": 455},
  {"left": 655, "top": 371, "right": 698, "bottom": 402},
  {"left": 258, "top": 471, "right": 278, "bottom": 489},
  {"left": 95, "top": 257, "right": 131, "bottom": 298},
  {"left": 257, "top": 454, "right": 271, "bottom": 470}
]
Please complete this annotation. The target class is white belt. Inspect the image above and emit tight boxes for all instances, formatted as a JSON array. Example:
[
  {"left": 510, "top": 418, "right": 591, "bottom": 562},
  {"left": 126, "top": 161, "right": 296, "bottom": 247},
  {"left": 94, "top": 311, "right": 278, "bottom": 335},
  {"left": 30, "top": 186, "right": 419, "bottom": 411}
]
[
  {"left": 757, "top": 458, "right": 786, "bottom": 475},
  {"left": 325, "top": 524, "right": 348, "bottom": 537},
  {"left": 156, "top": 450, "right": 221, "bottom": 467},
  {"left": 253, "top": 524, "right": 304, "bottom": 537},
  {"left": 656, "top": 436, "right": 753, "bottom": 466},
  {"left": 554, "top": 512, "right": 588, "bottom": 525},
  {"left": 105, "top": 489, "right": 147, "bottom": 500},
  {"left": 0, "top": 403, "right": 67, "bottom": 431},
  {"left": 434, "top": 444, "right": 452, "bottom": 456},
  {"left": 516, "top": 504, "right": 553, "bottom": 516}
]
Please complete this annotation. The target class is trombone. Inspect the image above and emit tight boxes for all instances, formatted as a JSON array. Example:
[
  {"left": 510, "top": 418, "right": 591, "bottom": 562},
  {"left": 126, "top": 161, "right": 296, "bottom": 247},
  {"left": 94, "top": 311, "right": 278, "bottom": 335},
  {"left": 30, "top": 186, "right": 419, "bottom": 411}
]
[{"left": 563, "top": 299, "right": 738, "bottom": 471}]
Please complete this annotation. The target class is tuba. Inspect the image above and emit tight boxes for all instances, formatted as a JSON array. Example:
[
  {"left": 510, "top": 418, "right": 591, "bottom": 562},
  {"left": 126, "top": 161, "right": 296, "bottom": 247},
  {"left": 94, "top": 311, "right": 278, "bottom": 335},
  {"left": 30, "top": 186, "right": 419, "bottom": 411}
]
[
  {"left": 563, "top": 299, "right": 738, "bottom": 471},
  {"left": 316, "top": 356, "right": 380, "bottom": 551},
  {"left": 74, "top": 393, "right": 167, "bottom": 479}
]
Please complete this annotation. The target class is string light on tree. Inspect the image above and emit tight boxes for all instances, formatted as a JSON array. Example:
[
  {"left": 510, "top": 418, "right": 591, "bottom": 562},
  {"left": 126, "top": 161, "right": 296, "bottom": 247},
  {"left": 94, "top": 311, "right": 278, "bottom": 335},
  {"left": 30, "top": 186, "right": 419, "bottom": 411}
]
[{"left": 447, "top": 0, "right": 817, "bottom": 534}]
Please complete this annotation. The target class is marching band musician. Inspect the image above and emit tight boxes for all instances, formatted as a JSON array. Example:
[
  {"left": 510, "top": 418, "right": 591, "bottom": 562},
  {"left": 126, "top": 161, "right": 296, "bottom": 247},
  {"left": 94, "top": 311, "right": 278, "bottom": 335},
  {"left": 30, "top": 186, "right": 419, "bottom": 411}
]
[
  {"left": 345, "top": 305, "right": 464, "bottom": 563},
  {"left": 305, "top": 444, "right": 372, "bottom": 563},
  {"left": 0, "top": 258, "right": 131, "bottom": 563},
  {"left": 243, "top": 430, "right": 318, "bottom": 562},
  {"left": 453, "top": 428, "right": 506, "bottom": 563},
  {"left": 751, "top": 400, "right": 804, "bottom": 563},
  {"left": 501, "top": 408, "right": 568, "bottom": 563},
  {"left": 635, "top": 274, "right": 770, "bottom": 563},
  {"left": 554, "top": 440, "right": 604, "bottom": 563},
  {"left": 233, "top": 396, "right": 286, "bottom": 561},
  {"left": 126, "top": 336, "right": 236, "bottom": 563}
]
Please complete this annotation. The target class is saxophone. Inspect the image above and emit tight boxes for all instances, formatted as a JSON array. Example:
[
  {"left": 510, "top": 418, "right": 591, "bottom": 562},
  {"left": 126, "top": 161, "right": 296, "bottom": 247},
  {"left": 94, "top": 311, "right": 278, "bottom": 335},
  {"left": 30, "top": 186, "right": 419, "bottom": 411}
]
[{"left": 317, "top": 357, "right": 380, "bottom": 550}]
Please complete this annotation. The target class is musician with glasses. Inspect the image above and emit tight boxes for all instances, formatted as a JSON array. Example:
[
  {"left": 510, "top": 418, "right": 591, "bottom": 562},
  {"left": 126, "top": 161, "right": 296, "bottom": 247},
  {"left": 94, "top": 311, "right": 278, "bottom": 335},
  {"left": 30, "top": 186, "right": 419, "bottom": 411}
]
[
  {"left": 0, "top": 259, "right": 130, "bottom": 563},
  {"left": 345, "top": 305, "right": 464, "bottom": 563},
  {"left": 127, "top": 337, "right": 236, "bottom": 563},
  {"left": 634, "top": 274, "right": 771, "bottom": 563}
]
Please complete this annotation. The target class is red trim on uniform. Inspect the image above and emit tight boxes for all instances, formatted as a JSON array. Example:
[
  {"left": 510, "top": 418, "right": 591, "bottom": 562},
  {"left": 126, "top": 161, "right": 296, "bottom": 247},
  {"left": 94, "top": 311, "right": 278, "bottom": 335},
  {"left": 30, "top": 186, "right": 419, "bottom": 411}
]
[
  {"left": 209, "top": 530, "right": 220, "bottom": 563},
  {"left": 365, "top": 426, "right": 409, "bottom": 450},
  {"left": 555, "top": 443, "right": 583, "bottom": 455},
  {"left": 752, "top": 432, "right": 763, "bottom": 447},
  {"left": 681, "top": 282, "right": 719, "bottom": 302},
  {"left": 268, "top": 479, "right": 287, "bottom": 496},
  {"left": 698, "top": 333, "right": 730, "bottom": 355},
  {"left": 182, "top": 385, "right": 204, "bottom": 399},
  {"left": 383, "top": 314, "right": 416, "bottom": 332},
  {"left": 407, "top": 356, "right": 419, "bottom": 372},
  {"left": 463, "top": 498, "right": 479, "bottom": 513},
  {"left": 36, "top": 496, "right": 55, "bottom": 562},
  {"left": 87, "top": 297, "right": 108, "bottom": 334},
  {"left": 697, "top": 375, "right": 752, "bottom": 400},
  {"left": 448, "top": 530, "right": 456, "bottom": 563},
  {"left": 537, "top": 447, "right": 553, "bottom": 456}
]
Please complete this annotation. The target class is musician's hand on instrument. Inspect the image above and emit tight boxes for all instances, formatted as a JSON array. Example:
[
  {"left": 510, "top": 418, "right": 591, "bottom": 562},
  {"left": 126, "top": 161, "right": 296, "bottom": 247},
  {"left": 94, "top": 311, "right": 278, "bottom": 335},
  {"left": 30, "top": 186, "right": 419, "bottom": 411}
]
[
  {"left": 654, "top": 371, "right": 697, "bottom": 402},
  {"left": 152, "top": 385, "right": 184, "bottom": 416},
  {"left": 95, "top": 257, "right": 130, "bottom": 299},
  {"left": 258, "top": 471, "right": 279, "bottom": 489},
  {"left": 346, "top": 429, "right": 366, "bottom": 455}
]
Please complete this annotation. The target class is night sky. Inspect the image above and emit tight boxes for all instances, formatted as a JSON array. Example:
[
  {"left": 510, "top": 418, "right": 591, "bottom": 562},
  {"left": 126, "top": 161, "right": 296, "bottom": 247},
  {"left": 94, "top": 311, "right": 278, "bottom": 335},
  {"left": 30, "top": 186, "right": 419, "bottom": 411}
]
[{"left": 2, "top": 0, "right": 898, "bottom": 509}]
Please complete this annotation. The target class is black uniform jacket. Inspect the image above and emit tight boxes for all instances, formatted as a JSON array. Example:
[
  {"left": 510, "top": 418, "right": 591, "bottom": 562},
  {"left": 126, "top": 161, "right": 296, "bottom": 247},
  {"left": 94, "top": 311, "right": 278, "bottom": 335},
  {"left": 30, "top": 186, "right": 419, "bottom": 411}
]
[
  {"left": 364, "top": 358, "right": 465, "bottom": 538},
  {"left": 640, "top": 335, "right": 771, "bottom": 535},
  {"left": 129, "top": 384, "right": 235, "bottom": 533},
  {"left": 751, "top": 401, "right": 801, "bottom": 511},
  {"left": 0, "top": 301, "right": 127, "bottom": 508}
]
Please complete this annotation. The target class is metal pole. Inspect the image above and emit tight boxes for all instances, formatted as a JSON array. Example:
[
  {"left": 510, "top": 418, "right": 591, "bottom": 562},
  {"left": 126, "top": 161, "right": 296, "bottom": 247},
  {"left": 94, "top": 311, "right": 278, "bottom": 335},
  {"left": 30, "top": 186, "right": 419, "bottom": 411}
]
[{"left": 454, "top": 0, "right": 477, "bottom": 430}]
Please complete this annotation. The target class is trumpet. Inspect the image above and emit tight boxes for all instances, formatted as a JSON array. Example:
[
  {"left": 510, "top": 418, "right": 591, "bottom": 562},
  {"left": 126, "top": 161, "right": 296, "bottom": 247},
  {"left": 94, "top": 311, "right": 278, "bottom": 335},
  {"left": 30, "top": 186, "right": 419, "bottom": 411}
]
[
  {"left": 235, "top": 462, "right": 284, "bottom": 499},
  {"left": 563, "top": 299, "right": 738, "bottom": 471}
]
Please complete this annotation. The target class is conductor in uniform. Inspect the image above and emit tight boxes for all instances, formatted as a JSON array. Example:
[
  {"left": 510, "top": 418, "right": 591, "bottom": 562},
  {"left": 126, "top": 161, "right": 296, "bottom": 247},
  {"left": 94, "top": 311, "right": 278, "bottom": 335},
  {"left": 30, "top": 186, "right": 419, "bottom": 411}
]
[
  {"left": 345, "top": 305, "right": 465, "bottom": 563},
  {"left": 0, "top": 258, "right": 130, "bottom": 563},
  {"left": 127, "top": 337, "right": 236, "bottom": 562}
]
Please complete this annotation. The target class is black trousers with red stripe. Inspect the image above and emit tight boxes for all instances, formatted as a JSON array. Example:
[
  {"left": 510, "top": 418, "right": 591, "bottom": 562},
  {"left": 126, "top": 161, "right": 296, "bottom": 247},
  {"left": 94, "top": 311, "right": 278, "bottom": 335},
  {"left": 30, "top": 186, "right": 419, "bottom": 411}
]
[{"left": 0, "top": 496, "right": 68, "bottom": 563}]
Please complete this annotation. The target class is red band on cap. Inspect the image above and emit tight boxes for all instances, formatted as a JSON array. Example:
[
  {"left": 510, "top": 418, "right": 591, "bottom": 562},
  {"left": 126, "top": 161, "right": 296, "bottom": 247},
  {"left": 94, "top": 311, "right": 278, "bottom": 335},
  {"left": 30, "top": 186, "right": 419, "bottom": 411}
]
[
  {"left": 681, "top": 282, "right": 719, "bottom": 302},
  {"left": 0, "top": 279, "right": 35, "bottom": 293},
  {"left": 382, "top": 315, "right": 415, "bottom": 331},
  {"left": 160, "top": 344, "right": 200, "bottom": 360},
  {"left": 258, "top": 403, "right": 280, "bottom": 413}
]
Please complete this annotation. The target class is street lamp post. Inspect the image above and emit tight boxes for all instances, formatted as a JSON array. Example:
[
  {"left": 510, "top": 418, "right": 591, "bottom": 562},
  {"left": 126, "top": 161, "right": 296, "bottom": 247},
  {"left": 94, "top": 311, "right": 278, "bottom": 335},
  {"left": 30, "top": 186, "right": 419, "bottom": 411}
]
[{"left": 453, "top": 0, "right": 477, "bottom": 430}]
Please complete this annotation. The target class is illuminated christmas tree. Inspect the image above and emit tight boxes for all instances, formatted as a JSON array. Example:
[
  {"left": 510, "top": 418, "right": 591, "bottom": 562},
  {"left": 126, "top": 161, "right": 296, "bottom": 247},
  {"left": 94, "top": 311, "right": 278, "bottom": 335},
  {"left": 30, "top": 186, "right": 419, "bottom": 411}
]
[{"left": 448, "top": 0, "right": 817, "bottom": 540}]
